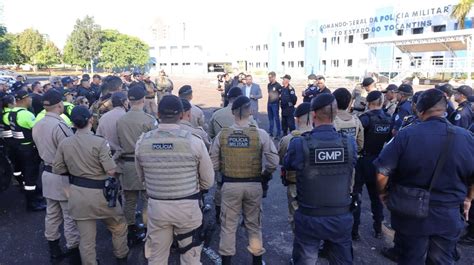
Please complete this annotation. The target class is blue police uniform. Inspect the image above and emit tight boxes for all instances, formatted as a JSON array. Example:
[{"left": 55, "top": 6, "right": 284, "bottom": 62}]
[
  {"left": 392, "top": 99, "right": 412, "bottom": 132},
  {"left": 280, "top": 85, "right": 297, "bottom": 135},
  {"left": 284, "top": 125, "right": 357, "bottom": 264},
  {"left": 374, "top": 117, "right": 474, "bottom": 264},
  {"left": 303, "top": 85, "right": 330, "bottom": 103},
  {"left": 449, "top": 100, "right": 473, "bottom": 129}
]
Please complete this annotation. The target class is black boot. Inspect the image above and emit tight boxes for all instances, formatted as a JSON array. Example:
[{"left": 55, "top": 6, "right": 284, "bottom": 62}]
[
  {"left": 116, "top": 255, "right": 128, "bottom": 265},
  {"left": 381, "top": 247, "right": 399, "bottom": 262},
  {"left": 48, "top": 239, "right": 64, "bottom": 260},
  {"left": 351, "top": 228, "right": 360, "bottom": 241},
  {"left": 459, "top": 225, "right": 474, "bottom": 246},
  {"left": 67, "top": 247, "right": 81, "bottom": 265},
  {"left": 221, "top": 255, "right": 232, "bottom": 265},
  {"left": 252, "top": 255, "right": 263, "bottom": 265},
  {"left": 127, "top": 225, "right": 145, "bottom": 247},
  {"left": 215, "top": 206, "right": 221, "bottom": 224},
  {"left": 373, "top": 222, "right": 383, "bottom": 239},
  {"left": 25, "top": 190, "right": 46, "bottom": 211}
]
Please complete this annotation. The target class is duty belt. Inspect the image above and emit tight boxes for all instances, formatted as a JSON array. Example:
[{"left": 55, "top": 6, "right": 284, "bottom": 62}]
[
  {"left": 43, "top": 165, "right": 53, "bottom": 173},
  {"left": 148, "top": 192, "right": 200, "bottom": 201},
  {"left": 121, "top": 154, "right": 135, "bottom": 162},
  {"left": 222, "top": 175, "right": 262, "bottom": 183},
  {"left": 145, "top": 96, "right": 155, "bottom": 99},
  {"left": 69, "top": 175, "right": 106, "bottom": 189},
  {"left": 298, "top": 205, "right": 351, "bottom": 217}
]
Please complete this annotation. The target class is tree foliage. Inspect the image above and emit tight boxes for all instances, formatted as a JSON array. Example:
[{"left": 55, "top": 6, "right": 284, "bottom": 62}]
[
  {"left": 451, "top": 0, "right": 473, "bottom": 29},
  {"left": 34, "top": 41, "right": 61, "bottom": 69},
  {"left": 68, "top": 16, "right": 102, "bottom": 65},
  {"left": 0, "top": 26, "right": 27, "bottom": 65},
  {"left": 16, "top": 28, "right": 45, "bottom": 63},
  {"left": 63, "top": 38, "right": 88, "bottom": 67}
]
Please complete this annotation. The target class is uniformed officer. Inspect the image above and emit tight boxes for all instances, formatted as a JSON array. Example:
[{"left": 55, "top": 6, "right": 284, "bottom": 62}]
[
  {"left": 400, "top": 91, "right": 423, "bottom": 130},
  {"left": 116, "top": 86, "right": 158, "bottom": 246},
  {"left": 302, "top": 74, "right": 330, "bottom": 103},
  {"left": 267, "top": 71, "right": 282, "bottom": 138},
  {"left": 0, "top": 95, "right": 13, "bottom": 191},
  {"left": 280, "top": 75, "right": 298, "bottom": 135},
  {"left": 135, "top": 95, "right": 214, "bottom": 264},
  {"left": 284, "top": 93, "right": 357, "bottom": 264},
  {"left": 9, "top": 90, "right": 46, "bottom": 211},
  {"left": 60, "top": 76, "right": 75, "bottom": 95},
  {"left": 144, "top": 74, "right": 158, "bottom": 118},
  {"left": 96, "top": 91, "right": 128, "bottom": 155},
  {"left": 63, "top": 89, "right": 75, "bottom": 120},
  {"left": 278, "top": 102, "right": 313, "bottom": 231},
  {"left": 333, "top": 87, "right": 364, "bottom": 152},
  {"left": 32, "top": 89, "right": 81, "bottom": 263},
  {"left": 375, "top": 89, "right": 474, "bottom": 264},
  {"left": 391, "top": 83, "right": 413, "bottom": 136},
  {"left": 352, "top": 91, "right": 392, "bottom": 241},
  {"left": 381, "top": 84, "right": 398, "bottom": 116},
  {"left": 436, "top": 83, "right": 456, "bottom": 118},
  {"left": 53, "top": 106, "right": 129, "bottom": 265},
  {"left": 90, "top": 75, "right": 123, "bottom": 131},
  {"left": 210, "top": 95, "right": 279, "bottom": 265},
  {"left": 2, "top": 95, "right": 20, "bottom": 184},
  {"left": 178, "top": 85, "right": 206, "bottom": 129},
  {"left": 449, "top": 85, "right": 473, "bottom": 129},
  {"left": 180, "top": 98, "right": 211, "bottom": 149},
  {"left": 352, "top": 77, "right": 376, "bottom": 115},
  {"left": 156, "top": 69, "right": 174, "bottom": 96}
]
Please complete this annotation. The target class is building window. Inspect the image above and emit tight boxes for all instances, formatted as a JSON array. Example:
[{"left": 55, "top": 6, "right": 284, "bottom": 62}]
[
  {"left": 256, "top": 45, "right": 261, "bottom": 51},
  {"left": 298, "top": 40, "right": 304, "bottom": 48},
  {"left": 396, "top": 29, "right": 403, "bottom": 36},
  {"left": 411, "top": 56, "right": 422, "bottom": 67},
  {"left": 256, "top": 62, "right": 261, "bottom": 68},
  {"left": 331, "top": 36, "right": 336, "bottom": 45},
  {"left": 250, "top": 45, "right": 254, "bottom": 50},
  {"left": 281, "top": 42, "right": 285, "bottom": 47},
  {"left": 298, "top": 61, "right": 304, "bottom": 68},
  {"left": 182, "top": 62, "right": 190, "bottom": 66},
  {"left": 348, "top": 35, "right": 354, "bottom": 43},
  {"left": 412, "top": 27, "right": 424, "bottom": 34},
  {"left": 347, "top": 59, "right": 353, "bottom": 67},
  {"left": 433, "top": 25, "right": 446, "bottom": 32},
  {"left": 281, "top": 61, "right": 285, "bottom": 66},
  {"left": 362, "top": 33, "right": 369, "bottom": 40},
  {"left": 171, "top": 63, "right": 178, "bottom": 66},
  {"left": 323, "top": 37, "right": 327, "bottom": 50},
  {"left": 288, "top": 41, "right": 295, "bottom": 48},
  {"left": 288, "top": 61, "right": 295, "bottom": 68},
  {"left": 249, "top": 62, "right": 254, "bottom": 68},
  {"left": 331, "top": 59, "right": 339, "bottom": 67},
  {"left": 263, "top": 44, "right": 268, "bottom": 50},
  {"left": 431, "top": 56, "right": 444, "bottom": 65},
  {"left": 159, "top": 63, "right": 167, "bottom": 66},
  {"left": 264, "top": 62, "right": 268, "bottom": 68},
  {"left": 395, "top": 57, "right": 402, "bottom": 67}
]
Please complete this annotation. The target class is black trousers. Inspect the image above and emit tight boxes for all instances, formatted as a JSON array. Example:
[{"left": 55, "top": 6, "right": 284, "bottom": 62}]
[
  {"left": 281, "top": 115, "right": 295, "bottom": 135},
  {"left": 16, "top": 144, "right": 41, "bottom": 189}
]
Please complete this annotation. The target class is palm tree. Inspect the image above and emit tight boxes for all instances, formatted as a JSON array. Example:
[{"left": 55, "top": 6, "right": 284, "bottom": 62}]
[{"left": 451, "top": 0, "right": 474, "bottom": 29}]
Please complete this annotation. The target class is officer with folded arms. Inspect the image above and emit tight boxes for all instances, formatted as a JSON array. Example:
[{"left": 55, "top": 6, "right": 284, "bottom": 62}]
[
  {"left": 375, "top": 89, "right": 474, "bottom": 264},
  {"left": 210, "top": 95, "right": 279, "bottom": 265},
  {"left": 32, "top": 89, "right": 81, "bottom": 263},
  {"left": 391, "top": 84, "right": 414, "bottom": 136},
  {"left": 284, "top": 93, "right": 357, "bottom": 264},
  {"left": 53, "top": 106, "right": 129, "bottom": 265},
  {"left": 449, "top": 85, "right": 473, "bottom": 129}
]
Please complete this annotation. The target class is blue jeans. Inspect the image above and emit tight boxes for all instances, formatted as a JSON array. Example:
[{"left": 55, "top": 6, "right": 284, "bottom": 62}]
[
  {"left": 267, "top": 103, "right": 281, "bottom": 136},
  {"left": 292, "top": 210, "right": 353, "bottom": 265}
]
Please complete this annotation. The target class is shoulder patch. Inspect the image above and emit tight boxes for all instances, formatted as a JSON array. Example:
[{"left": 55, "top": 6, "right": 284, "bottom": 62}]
[{"left": 455, "top": 113, "right": 461, "bottom": 121}]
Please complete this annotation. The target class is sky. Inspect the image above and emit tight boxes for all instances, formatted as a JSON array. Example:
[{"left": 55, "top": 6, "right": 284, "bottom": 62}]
[{"left": 1, "top": 0, "right": 459, "bottom": 51}]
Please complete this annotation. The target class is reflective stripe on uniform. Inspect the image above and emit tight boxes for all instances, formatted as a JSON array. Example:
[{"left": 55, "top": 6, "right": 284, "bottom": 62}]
[
  {"left": 2, "top": 130, "right": 13, "bottom": 138},
  {"left": 24, "top": 185, "right": 36, "bottom": 191},
  {"left": 12, "top": 131, "right": 25, "bottom": 139},
  {"left": 13, "top": 172, "right": 22, "bottom": 176}
]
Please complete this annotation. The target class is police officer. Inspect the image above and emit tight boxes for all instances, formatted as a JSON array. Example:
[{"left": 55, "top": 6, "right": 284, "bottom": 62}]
[
  {"left": 436, "top": 83, "right": 456, "bottom": 118},
  {"left": 53, "top": 106, "right": 129, "bottom": 265},
  {"left": 178, "top": 85, "right": 206, "bottom": 129},
  {"left": 0, "top": 95, "right": 13, "bottom": 191},
  {"left": 400, "top": 91, "right": 423, "bottom": 130},
  {"left": 284, "top": 93, "right": 357, "bottom": 264},
  {"left": 352, "top": 77, "right": 376, "bottom": 115},
  {"left": 156, "top": 70, "right": 174, "bottom": 102},
  {"left": 2, "top": 95, "right": 20, "bottom": 184},
  {"left": 302, "top": 74, "right": 330, "bottom": 103},
  {"left": 144, "top": 74, "right": 158, "bottom": 118},
  {"left": 91, "top": 76, "right": 124, "bottom": 131},
  {"left": 278, "top": 102, "right": 313, "bottom": 231},
  {"left": 180, "top": 98, "right": 211, "bottom": 149},
  {"left": 135, "top": 95, "right": 214, "bottom": 264},
  {"left": 116, "top": 85, "right": 157, "bottom": 246},
  {"left": 449, "top": 85, "right": 473, "bottom": 129},
  {"left": 9, "top": 90, "right": 46, "bottom": 211},
  {"left": 280, "top": 75, "right": 298, "bottom": 135},
  {"left": 333, "top": 87, "right": 364, "bottom": 152},
  {"left": 96, "top": 91, "right": 128, "bottom": 155},
  {"left": 210, "top": 95, "right": 279, "bottom": 265},
  {"left": 352, "top": 91, "right": 392, "bottom": 241},
  {"left": 374, "top": 89, "right": 474, "bottom": 264},
  {"left": 32, "top": 90, "right": 81, "bottom": 263},
  {"left": 381, "top": 84, "right": 398, "bottom": 116},
  {"left": 61, "top": 76, "right": 75, "bottom": 95},
  {"left": 391, "top": 83, "right": 414, "bottom": 136},
  {"left": 63, "top": 89, "right": 75, "bottom": 120},
  {"left": 76, "top": 78, "right": 96, "bottom": 106},
  {"left": 267, "top": 71, "right": 282, "bottom": 138}
]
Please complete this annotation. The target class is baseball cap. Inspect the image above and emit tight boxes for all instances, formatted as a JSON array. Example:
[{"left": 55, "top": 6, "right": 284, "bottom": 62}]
[
  {"left": 42, "top": 89, "right": 62, "bottom": 106},
  {"left": 382, "top": 84, "right": 398, "bottom": 93},
  {"left": 14, "top": 90, "right": 29, "bottom": 100},
  {"left": 308, "top": 74, "right": 317, "bottom": 80},
  {"left": 281, "top": 74, "right": 291, "bottom": 80},
  {"left": 128, "top": 85, "right": 146, "bottom": 101},
  {"left": 111, "top": 92, "right": 128, "bottom": 107},
  {"left": 71, "top": 106, "right": 92, "bottom": 127},
  {"left": 395, "top": 84, "right": 414, "bottom": 95},
  {"left": 159, "top": 95, "right": 183, "bottom": 116},
  {"left": 454, "top": 85, "right": 473, "bottom": 97},
  {"left": 61, "top": 76, "right": 74, "bottom": 85}
]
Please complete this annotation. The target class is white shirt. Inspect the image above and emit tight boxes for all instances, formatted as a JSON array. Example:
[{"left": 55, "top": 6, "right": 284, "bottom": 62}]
[{"left": 245, "top": 85, "right": 251, "bottom": 98}]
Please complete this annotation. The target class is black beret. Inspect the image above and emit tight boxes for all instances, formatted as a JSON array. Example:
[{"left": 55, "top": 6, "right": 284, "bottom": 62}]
[
  {"left": 366, "top": 91, "right": 382, "bottom": 102},
  {"left": 180, "top": 98, "right": 192, "bottom": 112},
  {"left": 159, "top": 95, "right": 183, "bottom": 116},
  {"left": 454, "top": 85, "right": 473, "bottom": 97},
  {"left": 416, "top": 89, "right": 445, "bottom": 113},
  {"left": 111, "top": 92, "right": 127, "bottom": 107},
  {"left": 227, "top": 86, "right": 243, "bottom": 99},
  {"left": 436, "top": 84, "right": 454, "bottom": 97},
  {"left": 294, "top": 102, "right": 311, "bottom": 117},
  {"left": 231, "top": 96, "right": 251, "bottom": 111},
  {"left": 178, "top": 85, "right": 193, "bottom": 96},
  {"left": 81, "top": 74, "right": 91, "bottom": 81},
  {"left": 14, "top": 90, "right": 29, "bottom": 100},
  {"left": 412, "top": 91, "right": 423, "bottom": 104},
  {"left": 61, "top": 76, "right": 74, "bottom": 85},
  {"left": 382, "top": 84, "right": 397, "bottom": 93},
  {"left": 311, "top": 93, "right": 335, "bottom": 111},
  {"left": 128, "top": 85, "right": 146, "bottom": 101},
  {"left": 332, "top": 87, "right": 351, "bottom": 109},
  {"left": 42, "top": 89, "right": 62, "bottom": 106},
  {"left": 71, "top": 105, "right": 92, "bottom": 126},
  {"left": 396, "top": 84, "right": 414, "bottom": 95},
  {"left": 362, "top": 77, "right": 375, "bottom": 87}
]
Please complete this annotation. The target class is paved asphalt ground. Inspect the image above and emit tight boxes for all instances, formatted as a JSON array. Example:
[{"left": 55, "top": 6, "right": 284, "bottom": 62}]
[{"left": 1, "top": 76, "right": 473, "bottom": 264}]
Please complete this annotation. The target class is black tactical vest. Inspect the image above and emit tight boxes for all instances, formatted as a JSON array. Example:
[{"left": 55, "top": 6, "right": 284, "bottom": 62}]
[
  {"left": 361, "top": 111, "right": 392, "bottom": 155},
  {"left": 9, "top": 109, "right": 33, "bottom": 144},
  {"left": 297, "top": 132, "right": 354, "bottom": 216}
]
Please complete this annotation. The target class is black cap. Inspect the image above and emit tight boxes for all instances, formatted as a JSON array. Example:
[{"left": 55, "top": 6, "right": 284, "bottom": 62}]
[
  {"left": 416, "top": 89, "right": 445, "bottom": 113},
  {"left": 366, "top": 91, "right": 382, "bottom": 102},
  {"left": 178, "top": 85, "right": 193, "bottom": 96},
  {"left": 180, "top": 98, "right": 192, "bottom": 112},
  {"left": 436, "top": 84, "right": 454, "bottom": 97},
  {"left": 111, "top": 92, "right": 127, "bottom": 107},
  {"left": 231, "top": 96, "right": 251, "bottom": 111},
  {"left": 14, "top": 90, "right": 29, "bottom": 100},
  {"left": 63, "top": 89, "right": 72, "bottom": 96},
  {"left": 412, "top": 91, "right": 423, "bottom": 104},
  {"left": 227, "top": 86, "right": 243, "bottom": 99},
  {"left": 362, "top": 77, "right": 375, "bottom": 87},
  {"left": 128, "top": 85, "right": 146, "bottom": 101},
  {"left": 61, "top": 76, "right": 74, "bottom": 85},
  {"left": 395, "top": 84, "right": 414, "bottom": 95},
  {"left": 308, "top": 74, "right": 317, "bottom": 80},
  {"left": 294, "top": 102, "right": 311, "bottom": 117},
  {"left": 159, "top": 95, "right": 183, "bottom": 116},
  {"left": 2, "top": 94, "right": 15, "bottom": 105},
  {"left": 71, "top": 105, "right": 92, "bottom": 127},
  {"left": 311, "top": 93, "right": 335, "bottom": 111},
  {"left": 42, "top": 89, "right": 62, "bottom": 106},
  {"left": 132, "top": 71, "right": 142, "bottom": 77},
  {"left": 454, "top": 85, "right": 473, "bottom": 97},
  {"left": 382, "top": 84, "right": 397, "bottom": 93},
  {"left": 281, "top": 74, "right": 291, "bottom": 80}
]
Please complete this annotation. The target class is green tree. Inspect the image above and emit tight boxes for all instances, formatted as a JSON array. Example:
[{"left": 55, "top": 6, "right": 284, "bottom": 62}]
[
  {"left": 63, "top": 38, "right": 88, "bottom": 67},
  {"left": 68, "top": 16, "right": 102, "bottom": 72},
  {"left": 34, "top": 41, "right": 61, "bottom": 72},
  {"left": 0, "top": 26, "right": 26, "bottom": 65},
  {"left": 98, "top": 32, "right": 149, "bottom": 71},
  {"left": 451, "top": 0, "right": 474, "bottom": 29},
  {"left": 16, "top": 28, "right": 45, "bottom": 63}
]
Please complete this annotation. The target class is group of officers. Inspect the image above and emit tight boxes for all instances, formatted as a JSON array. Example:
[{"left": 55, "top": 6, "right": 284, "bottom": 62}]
[{"left": 0, "top": 69, "right": 474, "bottom": 265}]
